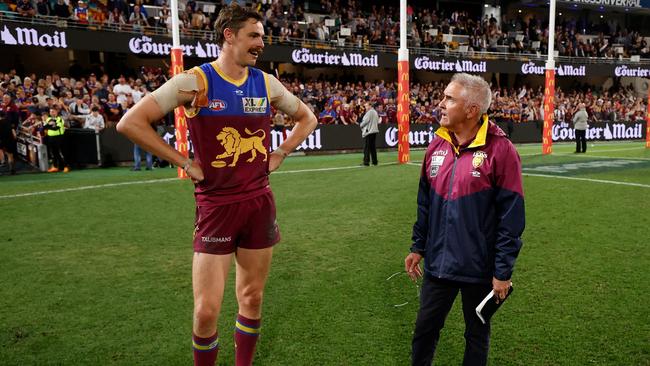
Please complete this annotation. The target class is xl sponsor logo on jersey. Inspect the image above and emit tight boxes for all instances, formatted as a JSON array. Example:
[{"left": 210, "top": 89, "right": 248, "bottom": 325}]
[
  {"left": 242, "top": 97, "right": 267, "bottom": 113},
  {"left": 209, "top": 99, "right": 227, "bottom": 111}
]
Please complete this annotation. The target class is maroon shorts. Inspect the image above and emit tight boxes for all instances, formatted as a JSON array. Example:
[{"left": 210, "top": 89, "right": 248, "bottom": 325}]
[{"left": 193, "top": 192, "right": 280, "bottom": 254}]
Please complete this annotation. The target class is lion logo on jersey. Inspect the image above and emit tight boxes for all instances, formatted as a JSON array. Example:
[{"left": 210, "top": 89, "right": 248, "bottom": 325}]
[{"left": 212, "top": 127, "right": 268, "bottom": 168}]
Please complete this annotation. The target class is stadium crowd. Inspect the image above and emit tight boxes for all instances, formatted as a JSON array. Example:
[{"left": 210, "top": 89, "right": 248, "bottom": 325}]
[
  {"left": 3, "top": 0, "right": 649, "bottom": 58},
  {"left": 1, "top": 67, "right": 646, "bottom": 140},
  {"left": 0, "top": 67, "right": 169, "bottom": 141}
]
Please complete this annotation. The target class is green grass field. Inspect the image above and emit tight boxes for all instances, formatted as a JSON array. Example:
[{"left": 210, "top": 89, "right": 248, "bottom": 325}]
[{"left": 1, "top": 141, "right": 649, "bottom": 365}]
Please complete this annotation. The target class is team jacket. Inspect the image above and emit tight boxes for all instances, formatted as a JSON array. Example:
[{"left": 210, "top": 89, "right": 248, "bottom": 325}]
[{"left": 410, "top": 117, "right": 525, "bottom": 284}]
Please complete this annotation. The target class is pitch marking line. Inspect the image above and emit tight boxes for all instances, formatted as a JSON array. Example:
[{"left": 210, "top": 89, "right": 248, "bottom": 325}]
[
  {"left": 3, "top": 159, "right": 647, "bottom": 199},
  {"left": 0, "top": 163, "right": 401, "bottom": 199},
  {"left": 0, "top": 178, "right": 178, "bottom": 199},
  {"left": 406, "top": 162, "right": 649, "bottom": 188},
  {"left": 522, "top": 173, "right": 650, "bottom": 188}
]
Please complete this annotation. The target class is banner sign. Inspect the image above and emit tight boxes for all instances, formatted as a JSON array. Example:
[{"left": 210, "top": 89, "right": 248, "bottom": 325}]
[
  {"left": 413, "top": 56, "right": 487, "bottom": 73},
  {"left": 558, "top": 0, "right": 650, "bottom": 9},
  {"left": 290, "top": 47, "right": 379, "bottom": 67},
  {"left": 3, "top": 20, "right": 650, "bottom": 77},
  {"left": 97, "top": 120, "right": 645, "bottom": 163},
  {"left": 0, "top": 21, "right": 220, "bottom": 58},
  {"left": 521, "top": 61, "right": 586, "bottom": 77},
  {"left": 552, "top": 121, "right": 646, "bottom": 141}
]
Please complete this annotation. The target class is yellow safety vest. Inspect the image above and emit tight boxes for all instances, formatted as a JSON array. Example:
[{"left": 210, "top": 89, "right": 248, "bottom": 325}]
[{"left": 46, "top": 116, "right": 65, "bottom": 137}]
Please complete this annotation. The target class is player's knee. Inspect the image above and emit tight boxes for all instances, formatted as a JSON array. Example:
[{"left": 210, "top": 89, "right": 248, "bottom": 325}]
[
  {"left": 237, "top": 288, "right": 264, "bottom": 310},
  {"left": 194, "top": 302, "right": 219, "bottom": 325}
]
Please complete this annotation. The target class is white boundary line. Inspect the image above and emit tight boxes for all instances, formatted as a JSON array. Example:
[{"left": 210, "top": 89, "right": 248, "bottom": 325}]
[
  {"left": 406, "top": 162, "right": 649, "bottom": 188},
  {"left": 522, "top": 173, "right": 650, "bottom": 188},
  {"left": 3, "top": 157, "right": 648, "bottom": 199},
  {"left": 0, "top": 178, "right": 178, "bottom": 199},
  {"left": 519, "top": 152, "right": 650, "bottom": 161},
  {"left": 0, "top": 163, "right": 400, "bottom": 199}
]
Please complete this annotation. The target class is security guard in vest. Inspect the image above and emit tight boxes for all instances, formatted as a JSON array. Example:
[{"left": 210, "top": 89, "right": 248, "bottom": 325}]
[{"left": 45, "top": 107, "right": 69, "bottom": 173}]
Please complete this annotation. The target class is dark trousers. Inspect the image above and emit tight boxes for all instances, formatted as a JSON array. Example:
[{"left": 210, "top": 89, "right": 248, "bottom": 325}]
[
  {"left": 412, "top": 276, "right": 492, "bottom": 366},
  {"left": 575, "top": 129, "right": 587, "bottom": 153},
  {"left": 47, "top": 135, "right": 67, "bottom": 169},
  {"left": 363, "top": 133, "right": 377, "bottom": 165}
]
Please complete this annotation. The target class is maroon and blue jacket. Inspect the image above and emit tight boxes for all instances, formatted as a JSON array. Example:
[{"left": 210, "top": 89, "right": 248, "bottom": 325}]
[{"left": 410, "top": 117, "right": 525, "bottom": 284}]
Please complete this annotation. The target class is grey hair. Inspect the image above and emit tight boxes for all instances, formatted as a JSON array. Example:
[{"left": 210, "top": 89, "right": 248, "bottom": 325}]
[{"left": 451, "top": 73, "right": 492, "bottom": 115}]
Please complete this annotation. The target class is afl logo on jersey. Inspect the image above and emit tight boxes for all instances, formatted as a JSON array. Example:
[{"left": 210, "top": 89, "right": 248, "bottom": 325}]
[{"left": 209, "top": 99, "right": 227, "bottom": 111}]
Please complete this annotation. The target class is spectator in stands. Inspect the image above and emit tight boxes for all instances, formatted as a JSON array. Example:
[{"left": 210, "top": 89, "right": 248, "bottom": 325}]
[
  {"left": 104, "top": 92, "right": 123, "bottom": 126},
  {"left": 69, "top": 96, "right": 90, "bottom": 127},
  {"left": 36, "top": 0, "right": 51, "bottom": 16},
  {"left": 318, "top": 104, "right": 336, "bottom": 124},
  {"left": 107, "top": 7, "right": 127, "bottom": 28},
  {"left": 53, "top": 0, "right": 71, "bottom": 18},
  {"left": 20, "top": 77, "right": 35, "bottom": 97},
  {"left": 86, "top": 73, "right": 98, "bottom": 91},
  {"left": 84, "top": 106, "right": 105, "bottom": 132},
  {"left": 191, "top": 8, "right": 206, "bottom": 30},
  {"left": 129, "top": 4, "right": 148, "bottom": 32},
  {"left": 93, "top": 81, "right": 109, "bottom": 102},
  {"left": 0, "top": 116, "right": 17, "bottom": 175},
  {"left": 158, "top": 3, "right": 171, "bottom": 30},
  {"left": 73, "top": 0, "right": 90, "bottom": 24},
  {"left": 107, "top": 0, "right": 129, "bottom": 18},
  {"left": 112, "top": 75, "right": 133, "bottom": 105},
  {"left": 34, "top": 87, "right": 49, "bottom": 111},
  {"left": 17, "top": 0, "right": 36, "bottom": 17}
]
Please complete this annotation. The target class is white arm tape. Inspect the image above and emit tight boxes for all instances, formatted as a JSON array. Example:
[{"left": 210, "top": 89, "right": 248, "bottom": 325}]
[
  {"left": 150, "top": 73, "right": 199, "bottom": 115},
  {"left": 267, "top": 74, "right": 300, "bottom": 117}
]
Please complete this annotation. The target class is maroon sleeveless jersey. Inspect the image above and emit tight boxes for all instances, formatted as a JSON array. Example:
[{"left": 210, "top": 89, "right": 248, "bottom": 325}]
[{"left": 187, "top": 62, "right": 272, "bottom": 206}]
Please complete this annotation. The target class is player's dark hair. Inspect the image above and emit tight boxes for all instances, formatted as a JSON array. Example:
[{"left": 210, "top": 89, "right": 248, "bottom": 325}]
[{"left": 214, "top": 3, "right": 263, "bottom": 47}]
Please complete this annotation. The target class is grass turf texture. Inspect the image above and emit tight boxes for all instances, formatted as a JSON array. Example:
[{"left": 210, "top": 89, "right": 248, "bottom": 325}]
[{"left": 1, "top": 141, "right": 648, "bottom": 365}]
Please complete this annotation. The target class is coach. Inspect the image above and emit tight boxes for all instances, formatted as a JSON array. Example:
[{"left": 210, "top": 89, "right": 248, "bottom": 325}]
[{"left": 404, "top": 73, "right": 525, "bottom": 365}]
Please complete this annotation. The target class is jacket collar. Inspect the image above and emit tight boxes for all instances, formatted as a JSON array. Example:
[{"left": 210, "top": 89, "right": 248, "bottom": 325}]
[{"left": 435, "top": 114, "right": 489, "bottom": 154}]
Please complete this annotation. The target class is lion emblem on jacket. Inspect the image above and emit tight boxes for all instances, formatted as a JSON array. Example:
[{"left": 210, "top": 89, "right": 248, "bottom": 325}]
[{"left": 212, "top": 127, "right": 267, "bottom": 168}]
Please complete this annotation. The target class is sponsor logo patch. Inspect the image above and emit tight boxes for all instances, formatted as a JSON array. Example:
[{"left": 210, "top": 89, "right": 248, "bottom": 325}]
[
  {"left": 208, "top": 99, "right": 227, "bottom": 111},
  {"left": 430, "top": 155, "right": 445, "bottom": 177},
  {"left": 242, "top": 97, "right": 267, "bottom": 113},
  {"left": 201, "top": 236, "right": 232, "bottom": 243}
]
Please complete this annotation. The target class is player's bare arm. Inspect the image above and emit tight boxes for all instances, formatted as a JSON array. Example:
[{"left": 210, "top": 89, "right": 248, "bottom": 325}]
[
  {"left": 266, "top": 74, "right": 317, "bottom": 171},
  {"left": 116, "top": 72, "right": 204, "bottom": 181}
]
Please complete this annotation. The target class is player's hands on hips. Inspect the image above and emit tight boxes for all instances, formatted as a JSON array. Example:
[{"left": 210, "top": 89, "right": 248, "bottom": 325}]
[
  {"left": 269, "top": 150, "right": 285, "bottom": 172},
  {"left": 404, "top": 253, "right": 423, "bottom": 282},
  {"left": 492, "top": 277, "right": 512, "bottom": 304},
  {"left": 186, "top": 161, "right": 204, "bottom": 183}
]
